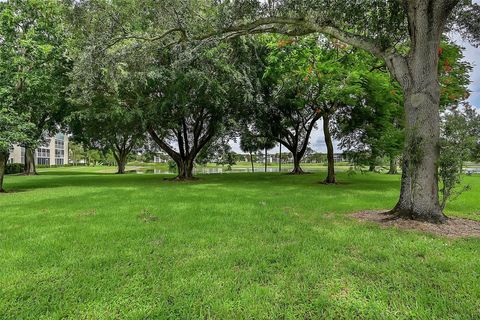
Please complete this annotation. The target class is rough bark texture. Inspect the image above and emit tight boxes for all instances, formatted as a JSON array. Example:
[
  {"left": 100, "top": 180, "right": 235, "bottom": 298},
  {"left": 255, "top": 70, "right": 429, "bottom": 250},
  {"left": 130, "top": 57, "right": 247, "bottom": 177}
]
[
  {"left": 0, "top": 152, "right": 7, "bottom": 193},
  {"left": 323, "top": 114, "right": 336, "bottom": 184},
  {"left": 23, "top": 147, "right": 37, "bottom": 175},
  {"left": 386, "top": 0, "right": 452, "bottom": 223},
  {"left": 390, "top": 90, "right": 446, "bottom": 222}
]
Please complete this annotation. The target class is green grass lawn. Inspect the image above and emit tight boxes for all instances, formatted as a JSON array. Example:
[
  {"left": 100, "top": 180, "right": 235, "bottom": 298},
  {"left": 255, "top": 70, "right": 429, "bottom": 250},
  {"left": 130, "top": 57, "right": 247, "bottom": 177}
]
[{"left": 1, "top": 168, "right": 480, "bottom": 319}]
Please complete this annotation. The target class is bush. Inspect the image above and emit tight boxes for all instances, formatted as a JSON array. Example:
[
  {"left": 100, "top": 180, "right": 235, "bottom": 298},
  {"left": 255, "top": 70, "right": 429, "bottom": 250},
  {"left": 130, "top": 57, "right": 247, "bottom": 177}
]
[
  {"left": 167, "top": 160, "right": 177, "bottom": 172},
  {"left": 5, "top": 163, "right": 24, "bottom": 174}
]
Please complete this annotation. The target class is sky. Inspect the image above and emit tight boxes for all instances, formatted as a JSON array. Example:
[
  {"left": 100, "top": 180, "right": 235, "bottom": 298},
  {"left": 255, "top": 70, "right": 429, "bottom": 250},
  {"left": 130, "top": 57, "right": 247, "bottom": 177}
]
[{"left": 458, "top": 39, "right": 480, "bottom": 108}]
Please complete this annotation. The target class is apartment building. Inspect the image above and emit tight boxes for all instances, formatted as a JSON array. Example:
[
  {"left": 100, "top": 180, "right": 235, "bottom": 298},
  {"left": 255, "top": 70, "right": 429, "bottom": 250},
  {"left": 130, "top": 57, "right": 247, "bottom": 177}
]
[{"left": 8, "top": 133, "right": 69, "bottom": 166}]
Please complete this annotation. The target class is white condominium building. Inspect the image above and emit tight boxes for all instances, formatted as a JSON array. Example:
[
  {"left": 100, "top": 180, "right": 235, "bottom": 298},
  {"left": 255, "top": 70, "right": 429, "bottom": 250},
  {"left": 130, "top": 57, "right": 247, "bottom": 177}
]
[{"left": 8, "top": 133, "right": 69, "bottom": 166}]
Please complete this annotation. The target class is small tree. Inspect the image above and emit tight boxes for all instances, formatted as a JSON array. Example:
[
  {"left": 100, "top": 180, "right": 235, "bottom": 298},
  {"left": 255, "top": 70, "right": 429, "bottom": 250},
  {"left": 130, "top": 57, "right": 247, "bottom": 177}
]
[
  {"left": 148, "top": 45, "right": 250, "bottom": 180},
  {"left": 0, "top": 108, "right": 34, "bottom": 192},
  {"left": 256, "top": 136, "right": 276, "bottom": 173},
  {"left": 1, "top": 1, "right": 71, "bottom": 175},
  {"left": 439, "top": 104, "right": 478, "bottom": 209},
  {"left": 240, "top": 129, "right": 260, "bottom": 173},
  {"left": 69, "top": 103, "right": 145, "bottom": 174}
]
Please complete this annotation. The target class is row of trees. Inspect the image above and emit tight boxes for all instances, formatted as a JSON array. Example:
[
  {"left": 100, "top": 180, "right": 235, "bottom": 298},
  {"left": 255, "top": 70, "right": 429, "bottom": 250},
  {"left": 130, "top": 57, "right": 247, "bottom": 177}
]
[{"left": 1, "top": 0, "right": 479, "bottom": 223}]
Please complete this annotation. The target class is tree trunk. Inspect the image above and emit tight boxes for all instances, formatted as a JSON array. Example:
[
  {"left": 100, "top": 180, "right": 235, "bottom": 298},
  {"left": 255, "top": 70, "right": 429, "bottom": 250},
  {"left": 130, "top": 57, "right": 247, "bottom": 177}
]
[
  {"left": 175, "top": 158, "right": 195, "bottom": 180},
  {"left": 387, "top": 1, "right": 451, "bottom": 223},
  {"left": 249, "top": 151, "right": 254, "bottom": 173},
  {"left": 116, "top": 157, "right": 127, "bottom": 174},
  {"left": 290, "top": 153, "right": 304, "bottom": 174},
  {"left": 113, "top": 149, "right": 128, "bottom": 174},
  {"left": 264, "top": 147, "right": 267, "bottom": 173},
  {"left": 0, "top": 151, "right": 7, "bottom": 193},
  {"left": 279, "top": 143, "right": 282, "bottom": 173},
  {"left": 368, "top": 150, "right": 377, "bottom": 172},
  {"left": 23, "top": 147, "right": 37, "bottom": 175},
  {"left": 388, "top": 155, "right": 398, "bottom": 175},
  {"left": 323, "top": 114, "right": 336, "bottom": 184},
  {"left": 391, "top": 88, "right": 446, "bottom": 223}
]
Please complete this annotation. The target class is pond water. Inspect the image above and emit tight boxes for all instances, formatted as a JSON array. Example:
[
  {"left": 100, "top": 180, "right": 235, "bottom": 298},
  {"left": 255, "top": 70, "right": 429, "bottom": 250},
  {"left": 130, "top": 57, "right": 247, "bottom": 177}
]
[
  {"left": 465, "top": 168, "right": 480, "bottom": 175},
  {"left": 129, "top": 166, "right": 324, "bottom": 175}
]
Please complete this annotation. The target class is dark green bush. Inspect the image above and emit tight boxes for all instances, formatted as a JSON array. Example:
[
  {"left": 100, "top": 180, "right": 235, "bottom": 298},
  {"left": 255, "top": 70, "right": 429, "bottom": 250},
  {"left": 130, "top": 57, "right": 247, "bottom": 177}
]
[{"left": 5, "top": 163, "right": 24, "bottom": 174}]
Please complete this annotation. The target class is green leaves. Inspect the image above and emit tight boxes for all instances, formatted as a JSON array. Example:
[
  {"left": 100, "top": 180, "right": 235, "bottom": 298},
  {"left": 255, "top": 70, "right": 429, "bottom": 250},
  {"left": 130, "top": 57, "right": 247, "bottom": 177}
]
[
  {"left": 0, "top": 108, "right": 35, "bottom": 153},
  {"left": 0, "top": 0, "right": 71, "bottom": 145}
]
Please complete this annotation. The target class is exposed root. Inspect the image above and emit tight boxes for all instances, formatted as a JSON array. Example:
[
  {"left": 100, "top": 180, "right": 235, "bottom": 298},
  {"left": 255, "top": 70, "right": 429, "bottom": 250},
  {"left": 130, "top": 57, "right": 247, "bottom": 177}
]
[
  {"left": 389, "top": 206, "right": 448, "bottom": 224},
  {"left": 351, "top": 210, "right": 480, "bottom": 238},
  {"left": 164, "top": 176, "right": 199, "bottom": 182}
]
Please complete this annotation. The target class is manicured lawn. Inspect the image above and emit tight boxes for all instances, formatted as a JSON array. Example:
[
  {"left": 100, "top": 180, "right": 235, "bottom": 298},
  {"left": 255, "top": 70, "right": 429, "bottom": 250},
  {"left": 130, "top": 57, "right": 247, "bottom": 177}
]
[{"left": 1, "top": 168, "right": 479, "bottom": 319}]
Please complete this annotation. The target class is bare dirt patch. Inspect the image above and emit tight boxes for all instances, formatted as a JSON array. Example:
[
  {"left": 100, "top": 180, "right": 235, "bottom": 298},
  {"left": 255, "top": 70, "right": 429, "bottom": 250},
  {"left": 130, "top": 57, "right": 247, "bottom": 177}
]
[{"left": 351, "top": 210, "right": 480, "bottom": 238}]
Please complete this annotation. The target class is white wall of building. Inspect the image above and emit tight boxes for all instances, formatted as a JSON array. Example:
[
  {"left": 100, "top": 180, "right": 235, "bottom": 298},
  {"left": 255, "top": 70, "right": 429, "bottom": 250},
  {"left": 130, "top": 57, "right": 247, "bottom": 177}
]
[{"left": 8, "top": 133, "right": 69, "bottom": 166}]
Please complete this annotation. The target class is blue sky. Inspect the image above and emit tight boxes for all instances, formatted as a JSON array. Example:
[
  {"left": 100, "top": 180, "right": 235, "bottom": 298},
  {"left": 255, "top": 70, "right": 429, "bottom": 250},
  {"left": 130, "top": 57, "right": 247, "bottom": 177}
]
[
  {"left": 457, "top": 38, "right": 480, "bottom": 108},
  {"left": 464, "top": 0, "right": 480, "bottom": 108}
]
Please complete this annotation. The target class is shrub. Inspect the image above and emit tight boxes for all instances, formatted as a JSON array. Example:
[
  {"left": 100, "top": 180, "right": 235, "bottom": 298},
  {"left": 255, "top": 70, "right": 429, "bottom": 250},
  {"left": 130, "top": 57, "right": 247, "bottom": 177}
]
[
  {"left": 167, "top": 160, "right": 177, "bottom": 172},
  {"left": 5, "top": 163, "right": 24, "bottom": 174}
]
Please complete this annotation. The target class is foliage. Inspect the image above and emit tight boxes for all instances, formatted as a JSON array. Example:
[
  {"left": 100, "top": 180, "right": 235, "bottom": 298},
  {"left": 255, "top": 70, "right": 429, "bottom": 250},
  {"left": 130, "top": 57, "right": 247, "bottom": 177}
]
[
  {"left": 239, "top": 129, "right": 260, "bottom": 155},
  {"left": 439, "top": 104, "right": 478, "bottom": 209},
  {"left": 197, "top": 141, "right": 237, "bottom": 168},
  {"left": 5, "top": 163, "right": 24, "bottom": 175},
  {"left": 335, "top": 59, "right": 404, "bottom": 168},
  {"left": 438, "top": 41, "right": 473, "bottom": 109},
  {"left": 0, "top": 108, "right": 34, "bottom": 153},
  {"left": 0, "top": 0, "right": 71, "bottom": 147},
  {"left": 144, "top": 42, "right": 252, "bottom": 178}
]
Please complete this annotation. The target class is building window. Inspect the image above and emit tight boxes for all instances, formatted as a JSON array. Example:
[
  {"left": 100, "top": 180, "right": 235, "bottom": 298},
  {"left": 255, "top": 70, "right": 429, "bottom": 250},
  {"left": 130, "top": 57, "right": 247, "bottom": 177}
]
[
  {"left": 37, "top": 158, "right": 50, "bottom": 165},
  {"left": 36, "top": 148, "right": 50, "bottom": 159},
  {"left": 55, "top": 139, "right": 64, "bottom": 150},
  {"left": 55, "top": 137, "right": 65, "bottom": 165},
  {"left": 36, "top": 148, "right": 50, "bottom": 166}
]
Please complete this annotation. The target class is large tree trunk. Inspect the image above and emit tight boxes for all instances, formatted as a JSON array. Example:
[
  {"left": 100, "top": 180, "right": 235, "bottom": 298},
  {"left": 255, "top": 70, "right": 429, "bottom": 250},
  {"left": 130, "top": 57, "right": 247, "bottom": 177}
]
[
  {"left": 0, "top": 151, "right": 7, "bottom": 193},
  {"left": 323, "top": 114, "right": 336, "bottom": 184},
  {"left": 23, "top": 147, "right": 37, "bottom": 175},
  {"left": 388, "top": 155, "right": 398, "bottom": 175},
  {"left": 387, "top": 1, "right": 451, "bottom": 223},
  {"left": 391, "top": 88, "right": 446, "bottom": 222},
  {"left": 290, "top": 153, "right": 304, "bottom": 174}
]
